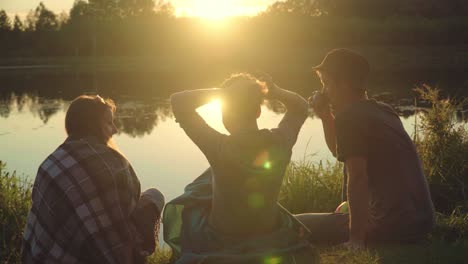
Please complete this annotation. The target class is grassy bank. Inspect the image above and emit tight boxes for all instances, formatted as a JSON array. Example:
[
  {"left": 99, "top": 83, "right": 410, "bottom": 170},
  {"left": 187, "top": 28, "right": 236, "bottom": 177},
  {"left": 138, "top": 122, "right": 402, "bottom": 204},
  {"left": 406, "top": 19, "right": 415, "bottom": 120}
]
[
  {"left": 0, "top": 162, "right": 31, "bottom": 263},
  {"left": 1, "top": 86, "right": 467, "bottom": 263}
]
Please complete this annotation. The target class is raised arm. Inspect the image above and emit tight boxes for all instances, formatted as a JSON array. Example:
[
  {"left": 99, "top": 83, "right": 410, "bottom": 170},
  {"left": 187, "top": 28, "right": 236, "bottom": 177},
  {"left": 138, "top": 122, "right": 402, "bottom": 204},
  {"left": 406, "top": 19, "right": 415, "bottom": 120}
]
[
  {"left": 266, "top": 80, "right": 309, "bottom": 147},
  {"left": 170, "top": 88, "right": 224, "bottom": 156},
  {"left": 170, "top": 88, "right": 221, "bottom": 118}
]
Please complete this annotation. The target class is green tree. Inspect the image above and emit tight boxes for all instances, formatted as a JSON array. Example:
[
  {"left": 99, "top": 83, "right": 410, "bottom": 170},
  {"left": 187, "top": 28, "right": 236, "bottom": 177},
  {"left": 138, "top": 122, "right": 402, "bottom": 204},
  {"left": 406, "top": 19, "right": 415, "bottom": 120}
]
[
  {"left": 311, "top": 0, "right": 468, "bottom": 18},
  {"left": 12, "top": 15, "right": 24, "bottom": 32},
  {"left": 119, "top": 0, "right": 155, "bottom": 17},
  {"left": 34, "top": 2, "right": 59, "bottom": 31},
  {"left": 0, "top": 10, "right": 11, "bottom": 31}
]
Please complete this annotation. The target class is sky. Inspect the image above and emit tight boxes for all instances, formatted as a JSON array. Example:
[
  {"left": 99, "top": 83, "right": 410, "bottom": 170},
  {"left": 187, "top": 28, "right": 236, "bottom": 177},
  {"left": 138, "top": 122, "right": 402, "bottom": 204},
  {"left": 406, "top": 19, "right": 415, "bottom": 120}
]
[{"left": 1, "top": 0, "right": 277, "bottom": 18}]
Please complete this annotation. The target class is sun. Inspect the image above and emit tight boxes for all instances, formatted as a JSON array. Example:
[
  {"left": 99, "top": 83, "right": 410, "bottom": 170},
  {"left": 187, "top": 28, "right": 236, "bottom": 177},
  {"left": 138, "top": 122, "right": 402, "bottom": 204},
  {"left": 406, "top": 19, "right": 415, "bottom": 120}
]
[{"left": 178, "top": 0, "right": 241, "bottom": 20}]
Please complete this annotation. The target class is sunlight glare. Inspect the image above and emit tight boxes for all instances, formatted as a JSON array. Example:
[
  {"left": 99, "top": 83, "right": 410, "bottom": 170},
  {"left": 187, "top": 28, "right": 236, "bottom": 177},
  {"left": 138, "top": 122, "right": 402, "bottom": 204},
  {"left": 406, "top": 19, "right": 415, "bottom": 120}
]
[
  {"left": 183, "top": 0, "right": 240, "bottom": 20},
  {"left": 197, "top": 99, "right": 226, "bottom": 132}
]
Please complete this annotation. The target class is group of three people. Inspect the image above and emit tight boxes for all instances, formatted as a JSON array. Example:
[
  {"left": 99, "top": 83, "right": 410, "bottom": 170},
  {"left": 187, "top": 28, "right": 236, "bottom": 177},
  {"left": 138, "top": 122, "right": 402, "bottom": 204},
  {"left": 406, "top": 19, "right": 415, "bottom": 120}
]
[{"left": 22, "top": 49, "right": 435, "bottom": 263}]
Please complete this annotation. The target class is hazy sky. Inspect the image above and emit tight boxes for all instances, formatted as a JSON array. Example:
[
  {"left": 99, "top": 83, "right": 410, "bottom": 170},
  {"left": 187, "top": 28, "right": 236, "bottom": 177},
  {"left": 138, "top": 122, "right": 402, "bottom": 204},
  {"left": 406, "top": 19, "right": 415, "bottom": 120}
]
[{"left": 1, "top": 0, "right": 276, "bottom": 18}]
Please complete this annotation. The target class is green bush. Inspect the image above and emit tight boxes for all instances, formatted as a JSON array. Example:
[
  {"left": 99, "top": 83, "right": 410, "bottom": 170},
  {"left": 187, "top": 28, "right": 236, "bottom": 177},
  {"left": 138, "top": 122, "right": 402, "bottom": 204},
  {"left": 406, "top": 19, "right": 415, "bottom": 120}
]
[
  {"left": 414, "top": 85, "right": 468, "bottom": 213},
  {"left": 0, "top": 161, "right": 32, "bottom": 263}
]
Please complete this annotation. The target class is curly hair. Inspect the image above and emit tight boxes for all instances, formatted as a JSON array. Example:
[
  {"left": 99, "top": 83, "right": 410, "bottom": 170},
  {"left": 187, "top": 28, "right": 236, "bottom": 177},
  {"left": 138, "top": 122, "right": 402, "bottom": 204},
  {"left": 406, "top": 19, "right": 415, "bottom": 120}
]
[{"left": 220, "top": 73, "right": 266, "bottom": 119}]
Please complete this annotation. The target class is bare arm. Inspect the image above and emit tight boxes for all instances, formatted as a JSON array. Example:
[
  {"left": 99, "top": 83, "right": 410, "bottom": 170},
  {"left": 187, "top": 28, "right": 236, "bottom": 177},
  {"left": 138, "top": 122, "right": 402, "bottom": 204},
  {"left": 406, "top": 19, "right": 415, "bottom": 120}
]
[
  {"left": 346, "top": 156, "right": 369, "bottom": 245},
  {"left": 266, "top": 82, "right": 308, "bottom": 147},
  {"left": 170, "top": 88, "right": 224, "bottom": 156},
  {"left": 309, "top": 92, "right": 336, "bottom": 156},
  {"left": 268, "top": 83, "right": 309, "bottom": 118},
  {"left": 170, "top": 88, "right": 221, "bottom": 117}
]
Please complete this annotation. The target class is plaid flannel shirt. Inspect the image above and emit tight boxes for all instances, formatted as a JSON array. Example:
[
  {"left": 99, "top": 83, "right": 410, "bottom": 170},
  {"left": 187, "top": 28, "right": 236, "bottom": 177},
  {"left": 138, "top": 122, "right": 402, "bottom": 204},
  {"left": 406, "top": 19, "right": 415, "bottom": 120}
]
[{"left": 22, "top": 137, "right": 150, "bottom": 263}]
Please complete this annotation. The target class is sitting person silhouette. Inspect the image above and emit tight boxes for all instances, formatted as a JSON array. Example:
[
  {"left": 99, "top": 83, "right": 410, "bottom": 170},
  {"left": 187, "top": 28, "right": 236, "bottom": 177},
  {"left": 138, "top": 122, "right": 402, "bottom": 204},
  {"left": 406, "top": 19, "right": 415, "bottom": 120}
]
[
  {"left": 300, "top": 49, "right": 435, "bottom": 249},
  {"left": 22, "top": 95, "right": 165, "bottom": 263},
  {"left": 165, "top": 73, "right": 318, "bottom": 263}
]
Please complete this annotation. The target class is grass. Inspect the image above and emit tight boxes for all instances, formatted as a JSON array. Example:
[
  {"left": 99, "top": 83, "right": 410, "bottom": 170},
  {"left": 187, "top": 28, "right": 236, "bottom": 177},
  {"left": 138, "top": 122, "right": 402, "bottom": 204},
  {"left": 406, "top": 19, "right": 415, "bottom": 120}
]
[
  {"left": 0, "top": 161, "right": 32, "bottom": 263},
  {"left": 279, "top": 160, "right": 343, "bottom": 214},
  {"left": 1, "top": 86, "right": 467, "bottom": 263},
  {"left": 413, "top": 85, "right": 468, "bottom": 213}
]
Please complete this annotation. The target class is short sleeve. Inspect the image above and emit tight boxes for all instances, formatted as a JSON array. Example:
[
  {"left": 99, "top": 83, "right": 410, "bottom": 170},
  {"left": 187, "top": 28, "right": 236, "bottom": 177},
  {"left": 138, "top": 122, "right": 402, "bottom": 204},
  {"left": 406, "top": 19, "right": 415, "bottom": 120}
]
[{"left": 335, "top": 113, "right": 368, "bottom": 162}]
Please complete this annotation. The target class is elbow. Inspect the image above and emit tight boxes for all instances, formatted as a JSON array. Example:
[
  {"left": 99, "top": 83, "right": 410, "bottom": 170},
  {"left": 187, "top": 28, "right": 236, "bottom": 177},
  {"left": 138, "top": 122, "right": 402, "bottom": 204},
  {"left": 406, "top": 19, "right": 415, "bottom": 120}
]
[
  {"left": 170, "top": 91, "right": 186, "bottom": 114},
  {"left": 170, "top": 92, "right": 181, "bottom": 107}
]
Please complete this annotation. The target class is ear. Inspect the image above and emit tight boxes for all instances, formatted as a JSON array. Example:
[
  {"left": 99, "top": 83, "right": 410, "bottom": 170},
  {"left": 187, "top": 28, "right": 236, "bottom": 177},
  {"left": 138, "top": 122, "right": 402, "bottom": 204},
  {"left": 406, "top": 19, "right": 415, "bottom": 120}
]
[{"left": 256, "top": 106, "right": 261, "bottom": 119}]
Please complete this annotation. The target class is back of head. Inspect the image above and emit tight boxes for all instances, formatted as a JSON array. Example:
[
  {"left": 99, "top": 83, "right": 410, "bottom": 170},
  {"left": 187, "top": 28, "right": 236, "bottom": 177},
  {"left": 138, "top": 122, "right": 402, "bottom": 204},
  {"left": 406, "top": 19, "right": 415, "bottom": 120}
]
[
  {"left": 220, "top": 73, "right": 265, "bottom": 122},
  {"left": 313, "top": 48, "right": 370, "bottom": 92},
  {"left": 65, "top": 95, "right": 116, "bottom": 142}
]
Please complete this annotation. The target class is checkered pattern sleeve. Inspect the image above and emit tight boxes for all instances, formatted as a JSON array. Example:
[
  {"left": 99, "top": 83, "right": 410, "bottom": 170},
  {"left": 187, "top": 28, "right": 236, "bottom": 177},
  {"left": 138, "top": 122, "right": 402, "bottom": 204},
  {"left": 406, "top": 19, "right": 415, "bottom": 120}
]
[{"left": 22, "top": 139, "right": 142, "bottom": 264}]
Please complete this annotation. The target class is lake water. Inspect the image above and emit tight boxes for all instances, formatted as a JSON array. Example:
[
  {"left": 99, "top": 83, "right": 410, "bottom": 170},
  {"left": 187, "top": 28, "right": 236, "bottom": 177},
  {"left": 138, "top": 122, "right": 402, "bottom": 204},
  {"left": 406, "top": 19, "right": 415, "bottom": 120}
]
[{"left": 0, "top": 93, "right": 428, "bottom": 202}]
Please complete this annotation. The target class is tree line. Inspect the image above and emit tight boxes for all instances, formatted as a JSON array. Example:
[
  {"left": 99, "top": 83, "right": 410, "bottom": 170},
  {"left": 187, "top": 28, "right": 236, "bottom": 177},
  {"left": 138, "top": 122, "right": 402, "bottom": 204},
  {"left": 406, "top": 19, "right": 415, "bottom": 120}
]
[{"left": 0, "top": 0, "right": 467, "bottom": 58}]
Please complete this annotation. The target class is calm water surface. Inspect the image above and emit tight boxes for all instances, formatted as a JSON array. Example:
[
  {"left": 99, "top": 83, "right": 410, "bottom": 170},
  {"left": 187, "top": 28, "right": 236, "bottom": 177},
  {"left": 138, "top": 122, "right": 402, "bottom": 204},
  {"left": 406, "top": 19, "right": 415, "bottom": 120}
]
[{"left": 0, "top": 94, "right": 429, "bottom": 202}]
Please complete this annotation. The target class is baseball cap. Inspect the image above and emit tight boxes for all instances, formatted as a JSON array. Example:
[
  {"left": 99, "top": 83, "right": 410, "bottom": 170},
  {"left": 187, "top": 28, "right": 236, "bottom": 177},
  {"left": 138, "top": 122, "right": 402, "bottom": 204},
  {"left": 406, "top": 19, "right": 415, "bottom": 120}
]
[{"left": 312, "top": 48, "right": 370, "bottom": 85}]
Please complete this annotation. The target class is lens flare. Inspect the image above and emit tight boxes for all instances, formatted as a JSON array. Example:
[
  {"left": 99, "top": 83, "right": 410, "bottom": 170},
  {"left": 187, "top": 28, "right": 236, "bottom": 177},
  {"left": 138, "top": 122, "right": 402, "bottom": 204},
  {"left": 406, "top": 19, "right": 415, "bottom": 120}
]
[
  {"left": 254, "top": 150, "right": 271, "bottom": 169},
  {"left": 263, "top": 256, "right": 282, "bottom": 264}
]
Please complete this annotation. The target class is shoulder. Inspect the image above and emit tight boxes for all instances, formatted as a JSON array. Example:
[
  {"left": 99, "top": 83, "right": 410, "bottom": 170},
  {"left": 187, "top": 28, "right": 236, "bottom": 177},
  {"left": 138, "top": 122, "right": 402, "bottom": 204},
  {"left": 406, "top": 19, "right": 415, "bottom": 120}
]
[{"left": 335, "top": 100, "right": 381, "bottom": 129}]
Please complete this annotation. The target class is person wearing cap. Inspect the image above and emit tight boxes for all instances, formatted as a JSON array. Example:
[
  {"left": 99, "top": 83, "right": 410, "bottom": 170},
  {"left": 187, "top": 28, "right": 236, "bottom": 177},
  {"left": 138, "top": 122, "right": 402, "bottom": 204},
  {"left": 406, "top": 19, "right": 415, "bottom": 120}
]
[{"left": 296, "top": 49, "right": 435, "bottom": 249}]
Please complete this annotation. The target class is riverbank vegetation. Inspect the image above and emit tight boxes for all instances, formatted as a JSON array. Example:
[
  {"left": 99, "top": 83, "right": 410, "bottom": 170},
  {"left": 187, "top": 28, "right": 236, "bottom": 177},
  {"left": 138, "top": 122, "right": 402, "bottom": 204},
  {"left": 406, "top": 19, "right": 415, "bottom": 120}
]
[
  {"left": 0, "top": 85, "right": 466, "bottom": 263},
  {"left": 0, "top": 162, "right": 31, "bottom": 263}
]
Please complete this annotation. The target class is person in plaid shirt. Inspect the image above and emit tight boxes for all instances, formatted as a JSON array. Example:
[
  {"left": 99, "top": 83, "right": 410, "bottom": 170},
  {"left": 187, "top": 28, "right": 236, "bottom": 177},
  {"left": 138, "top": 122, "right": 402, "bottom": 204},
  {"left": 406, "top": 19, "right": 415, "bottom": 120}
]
[{"left": 22, "top": 95, "right": 165, "bottom": 264}]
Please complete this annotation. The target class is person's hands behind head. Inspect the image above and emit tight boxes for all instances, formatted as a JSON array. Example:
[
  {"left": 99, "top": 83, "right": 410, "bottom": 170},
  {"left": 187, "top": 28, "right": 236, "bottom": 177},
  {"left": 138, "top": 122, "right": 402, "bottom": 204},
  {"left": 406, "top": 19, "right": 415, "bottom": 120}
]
[
  {"left": 255, "top": 71, "right": 279, "bottom": 99},
  {"left": 309, "top": 91, "right": 331, "bottom": 119}
]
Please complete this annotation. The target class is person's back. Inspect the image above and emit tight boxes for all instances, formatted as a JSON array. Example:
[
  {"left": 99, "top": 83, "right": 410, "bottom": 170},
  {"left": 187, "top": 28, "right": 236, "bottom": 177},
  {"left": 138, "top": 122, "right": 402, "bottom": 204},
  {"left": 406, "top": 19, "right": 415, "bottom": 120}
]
[
  {"left": 209, "top": 128, "right": 292, "bottom": 236},
  {"left": 336, "top": 100, "right": 435, "bottom": 242},
  {"left": 22, "top": 95, "right": 165, "bottom": 263},
  {"left": 168, "top": 73, "right": 318, "bottom": 264}
]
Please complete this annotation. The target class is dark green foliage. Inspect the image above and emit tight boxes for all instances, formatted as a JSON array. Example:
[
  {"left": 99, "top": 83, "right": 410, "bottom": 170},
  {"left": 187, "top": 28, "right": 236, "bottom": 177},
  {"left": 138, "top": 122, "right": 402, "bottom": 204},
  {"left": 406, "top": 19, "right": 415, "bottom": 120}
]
[
  {"left": 0, "top": 10, "right": 11, "bottom": 31},
  {"left": 414, "top": 85, "right": 468, "bottom": 213},
  {"left": 34, "top": 2, "right": 59, "bottom": 32},
  {"left": 12, "top": 15, "right": 23, "bottom": 32},
  {"left": 0, "top": 162, "right": 32, "bottom": 263},
  {"left": 432, "top": 209, "right": 468, "bottom": 245},
  {"left": 1, "top": 1, "right": 468, "bottom": 58},
  {"left": 310, "top": 0, "right": 468, "bottom": 18}
]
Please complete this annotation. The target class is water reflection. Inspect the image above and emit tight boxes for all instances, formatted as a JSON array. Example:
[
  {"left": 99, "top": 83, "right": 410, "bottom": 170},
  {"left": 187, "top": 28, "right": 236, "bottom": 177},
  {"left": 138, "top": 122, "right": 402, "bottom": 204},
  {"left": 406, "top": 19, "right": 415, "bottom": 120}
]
[
  {"left": 0, "top": 93, "right": 175, "bottom": 137},
  {"left": 0, "top": 93, "right": 466, "bottom": 138},
  {"left": 115, "top": 101, "right": 173, "bottom": 138},
  {"left": 0, "top": 93, "right": 64, "bottom": 123}
]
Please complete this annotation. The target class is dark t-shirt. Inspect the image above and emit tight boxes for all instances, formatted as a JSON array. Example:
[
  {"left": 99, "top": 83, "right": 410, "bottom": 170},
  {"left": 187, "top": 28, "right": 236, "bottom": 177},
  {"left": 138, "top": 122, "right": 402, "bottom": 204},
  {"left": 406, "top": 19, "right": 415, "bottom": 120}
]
[
  {"left": 174, "top": 105, "right": 307, "bottom": 236},
  {"left": 335, "top": 100, "right": 435, "bottom": 241}
]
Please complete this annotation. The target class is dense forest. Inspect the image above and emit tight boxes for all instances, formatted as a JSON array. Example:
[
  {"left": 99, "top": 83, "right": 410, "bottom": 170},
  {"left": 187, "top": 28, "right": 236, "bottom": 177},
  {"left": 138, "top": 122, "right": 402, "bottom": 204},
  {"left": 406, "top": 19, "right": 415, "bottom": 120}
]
[
  {"left": 0, "top": 0, "right": 467, "bottom": 57},
  {"left": 0, "top": 0, "right": 467, "bottom": 96}
]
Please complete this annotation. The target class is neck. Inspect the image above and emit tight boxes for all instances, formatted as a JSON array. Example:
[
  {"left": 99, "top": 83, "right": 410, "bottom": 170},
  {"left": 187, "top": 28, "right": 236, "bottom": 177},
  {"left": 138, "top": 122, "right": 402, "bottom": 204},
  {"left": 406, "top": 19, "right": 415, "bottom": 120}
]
[
  {"left": 334, "top": 92, "right": 368, "bottom": 113},
  {"left": 228, "top": 121, "right": 259, "bottom": 135}
]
